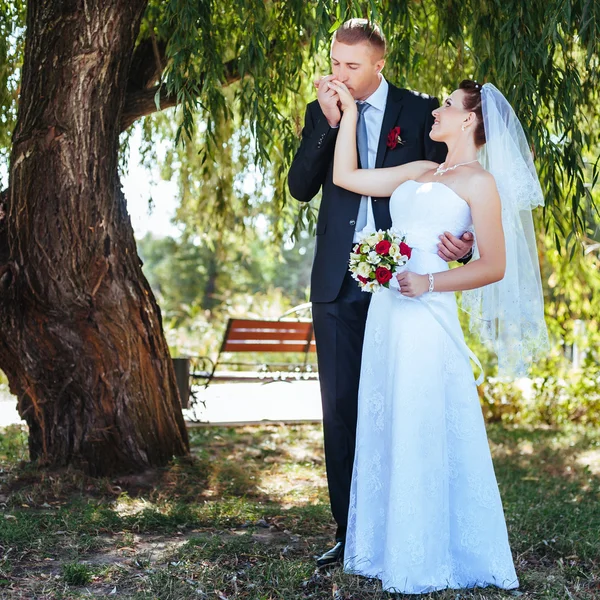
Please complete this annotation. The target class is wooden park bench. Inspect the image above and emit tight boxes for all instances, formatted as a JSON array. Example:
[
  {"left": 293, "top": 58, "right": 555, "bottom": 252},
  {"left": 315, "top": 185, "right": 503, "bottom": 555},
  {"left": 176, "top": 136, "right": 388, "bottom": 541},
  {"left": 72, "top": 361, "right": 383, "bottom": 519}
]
[{"left": 173, "top": 310, "right": 318, "bottom": 407}]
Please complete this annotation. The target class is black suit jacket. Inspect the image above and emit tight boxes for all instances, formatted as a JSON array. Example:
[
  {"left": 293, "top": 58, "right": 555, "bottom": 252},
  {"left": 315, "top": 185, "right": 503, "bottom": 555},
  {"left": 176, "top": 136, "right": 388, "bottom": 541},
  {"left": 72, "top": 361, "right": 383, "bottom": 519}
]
[{"left": 288, "top": 83, "right": 447, "bottom": 303}]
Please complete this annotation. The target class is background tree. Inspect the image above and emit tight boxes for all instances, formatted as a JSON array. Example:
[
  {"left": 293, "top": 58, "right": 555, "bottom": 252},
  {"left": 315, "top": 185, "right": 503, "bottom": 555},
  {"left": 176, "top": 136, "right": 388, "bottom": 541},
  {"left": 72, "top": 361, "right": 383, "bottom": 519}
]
[{"left": 0, "top": 0, "right": 598, "bottom": 475}]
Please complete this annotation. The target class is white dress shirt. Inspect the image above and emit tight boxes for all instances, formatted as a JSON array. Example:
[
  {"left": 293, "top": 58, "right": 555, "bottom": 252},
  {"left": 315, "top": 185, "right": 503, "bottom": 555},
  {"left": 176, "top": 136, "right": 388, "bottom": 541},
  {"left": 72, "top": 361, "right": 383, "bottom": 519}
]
[{"left": 353, "top": 76, "right": 389, "bottom": 243}]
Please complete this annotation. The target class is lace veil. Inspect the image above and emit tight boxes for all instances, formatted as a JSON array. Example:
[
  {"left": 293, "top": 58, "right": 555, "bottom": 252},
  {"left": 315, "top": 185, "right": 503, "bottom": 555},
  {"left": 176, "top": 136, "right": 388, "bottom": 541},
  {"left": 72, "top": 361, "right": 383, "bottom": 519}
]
[{"left": 461, "top": 83, "right": 550, "bottom": 376}]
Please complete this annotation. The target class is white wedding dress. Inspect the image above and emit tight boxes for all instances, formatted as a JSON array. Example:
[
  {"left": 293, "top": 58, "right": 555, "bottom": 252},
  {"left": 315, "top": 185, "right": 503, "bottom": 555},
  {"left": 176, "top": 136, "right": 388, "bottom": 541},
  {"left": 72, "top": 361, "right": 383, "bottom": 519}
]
[{"left": 344, "top": 180, "right": 519, "bottom": 594}]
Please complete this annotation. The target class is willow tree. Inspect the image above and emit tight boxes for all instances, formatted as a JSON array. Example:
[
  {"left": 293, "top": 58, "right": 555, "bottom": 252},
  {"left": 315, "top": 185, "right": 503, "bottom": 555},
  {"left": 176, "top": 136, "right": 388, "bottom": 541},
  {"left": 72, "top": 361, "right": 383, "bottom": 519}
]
[{"left": 0, "top": 0, "right": 597, "bottom": 475}]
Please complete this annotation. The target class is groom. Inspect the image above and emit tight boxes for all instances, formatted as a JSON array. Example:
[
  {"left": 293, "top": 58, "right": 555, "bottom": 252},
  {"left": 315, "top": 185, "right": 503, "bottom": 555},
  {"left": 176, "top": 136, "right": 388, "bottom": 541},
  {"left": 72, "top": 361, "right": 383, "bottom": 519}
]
[{"left": 288, "top": 19, "right": 473, "bottom": 567}]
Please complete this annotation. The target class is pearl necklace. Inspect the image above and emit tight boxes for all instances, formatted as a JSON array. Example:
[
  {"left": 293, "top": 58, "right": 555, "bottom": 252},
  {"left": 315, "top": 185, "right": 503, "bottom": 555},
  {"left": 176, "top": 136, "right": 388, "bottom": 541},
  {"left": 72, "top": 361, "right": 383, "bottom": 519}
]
[{"left": 434, "top": 159, "right": 478, "bottom": 176}]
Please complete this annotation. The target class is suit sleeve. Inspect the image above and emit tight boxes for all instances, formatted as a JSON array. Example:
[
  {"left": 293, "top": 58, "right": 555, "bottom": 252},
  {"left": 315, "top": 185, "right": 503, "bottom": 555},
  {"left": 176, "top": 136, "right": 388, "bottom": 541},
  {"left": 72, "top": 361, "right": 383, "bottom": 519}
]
[
  {"left": 287, "top": 103, "right": 339, "bottom": 203},
  {"left": 424, "top": 97, "right": 447, "bottom": 164}
]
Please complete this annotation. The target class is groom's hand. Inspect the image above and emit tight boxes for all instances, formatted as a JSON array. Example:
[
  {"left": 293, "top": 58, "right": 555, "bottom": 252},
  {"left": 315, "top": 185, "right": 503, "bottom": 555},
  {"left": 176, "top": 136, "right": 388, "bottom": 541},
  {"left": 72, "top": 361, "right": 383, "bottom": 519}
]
[
  {"left": 315, "top": 75, "right": 342, "bottom": 128},
  {"left": 438, "top": 231, "right": 474, "bottom": 262}
]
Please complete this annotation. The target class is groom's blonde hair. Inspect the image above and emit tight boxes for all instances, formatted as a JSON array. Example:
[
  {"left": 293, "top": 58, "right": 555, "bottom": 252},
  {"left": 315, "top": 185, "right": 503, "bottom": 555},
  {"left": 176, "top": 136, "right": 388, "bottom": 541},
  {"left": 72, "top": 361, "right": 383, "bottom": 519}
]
[{"left": 332, "top": 19, "right": 387, "bottom": 58}]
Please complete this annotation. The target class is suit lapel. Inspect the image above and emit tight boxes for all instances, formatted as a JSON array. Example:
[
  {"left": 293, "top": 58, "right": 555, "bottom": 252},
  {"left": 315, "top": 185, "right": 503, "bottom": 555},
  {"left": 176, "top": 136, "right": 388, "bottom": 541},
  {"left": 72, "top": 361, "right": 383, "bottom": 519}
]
[{"left": 375, "top": 86, "right": 404, "bottom": 169}]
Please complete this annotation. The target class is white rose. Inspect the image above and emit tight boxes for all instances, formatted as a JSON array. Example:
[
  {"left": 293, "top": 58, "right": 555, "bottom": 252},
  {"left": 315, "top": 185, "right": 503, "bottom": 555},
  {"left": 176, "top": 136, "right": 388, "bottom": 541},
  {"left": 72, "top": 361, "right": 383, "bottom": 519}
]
[
  {"left": 389, "top": 244, "right": 401, "bottom": 261},
  {"left": 356, "top": 262, "right": 372, "bottom": 278}
]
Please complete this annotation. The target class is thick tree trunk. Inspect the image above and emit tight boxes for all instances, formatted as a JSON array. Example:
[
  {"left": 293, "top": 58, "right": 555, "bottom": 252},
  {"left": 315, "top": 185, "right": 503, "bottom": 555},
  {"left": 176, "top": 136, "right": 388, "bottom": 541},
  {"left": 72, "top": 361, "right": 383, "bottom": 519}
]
[{"left": 0, "top": 0, "right": 189, "bottom": 475}]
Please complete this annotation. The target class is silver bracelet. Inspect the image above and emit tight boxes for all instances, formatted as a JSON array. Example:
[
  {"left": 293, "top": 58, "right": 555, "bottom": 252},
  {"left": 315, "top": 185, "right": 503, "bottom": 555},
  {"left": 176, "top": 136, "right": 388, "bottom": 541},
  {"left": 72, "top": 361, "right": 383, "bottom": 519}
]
[{"left": 428, "top": 273, "right": 434, "bottom": 293}]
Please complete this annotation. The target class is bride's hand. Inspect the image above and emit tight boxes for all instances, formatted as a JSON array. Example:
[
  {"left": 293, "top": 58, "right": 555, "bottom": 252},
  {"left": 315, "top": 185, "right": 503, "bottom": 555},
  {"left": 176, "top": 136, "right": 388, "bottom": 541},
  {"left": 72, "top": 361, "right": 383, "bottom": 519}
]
[
  {"left": 396, "top": 272, "right": 429, "bottom": 298},
  {"left": 327, "top": 80, "right": 356, "bottom": 114}
]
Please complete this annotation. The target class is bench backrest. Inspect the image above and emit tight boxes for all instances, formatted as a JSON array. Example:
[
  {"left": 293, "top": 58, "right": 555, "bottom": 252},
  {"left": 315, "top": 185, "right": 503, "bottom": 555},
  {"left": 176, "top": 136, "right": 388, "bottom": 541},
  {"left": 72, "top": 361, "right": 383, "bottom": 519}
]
[{"left": 220, "top": 319, "right": 316, "bottom": 354}]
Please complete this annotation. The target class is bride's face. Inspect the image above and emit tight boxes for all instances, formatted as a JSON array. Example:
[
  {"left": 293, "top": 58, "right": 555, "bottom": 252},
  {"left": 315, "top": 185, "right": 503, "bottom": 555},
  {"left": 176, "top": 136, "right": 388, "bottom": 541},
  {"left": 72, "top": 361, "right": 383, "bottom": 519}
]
[{"left": 430, "top": 89, "right": 473, "bottom": 142}]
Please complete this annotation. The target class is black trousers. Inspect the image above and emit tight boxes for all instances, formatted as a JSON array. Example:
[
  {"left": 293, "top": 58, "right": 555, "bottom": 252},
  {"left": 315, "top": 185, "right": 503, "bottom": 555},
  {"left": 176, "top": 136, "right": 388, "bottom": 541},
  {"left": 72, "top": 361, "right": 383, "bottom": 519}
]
[{"left": 312, "top": 270, "right": 371, "bottom": 542}]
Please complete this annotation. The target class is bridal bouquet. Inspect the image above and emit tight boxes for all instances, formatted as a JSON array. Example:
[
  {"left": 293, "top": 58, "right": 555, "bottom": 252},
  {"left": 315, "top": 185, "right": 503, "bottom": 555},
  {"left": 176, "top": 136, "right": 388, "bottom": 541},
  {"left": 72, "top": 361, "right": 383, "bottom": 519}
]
[{"left": 349, "top": 229, "right": 412, "bottom": 293}]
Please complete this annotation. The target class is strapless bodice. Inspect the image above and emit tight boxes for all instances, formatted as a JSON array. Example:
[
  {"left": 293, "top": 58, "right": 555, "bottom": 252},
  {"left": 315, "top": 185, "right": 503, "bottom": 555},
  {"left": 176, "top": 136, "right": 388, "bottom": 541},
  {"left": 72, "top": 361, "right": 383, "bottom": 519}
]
[
  {"left": 390, "top": 180, "right": 473, "bottom": 252},
  {"left": 390, "top": 180, "right": 473, "bottom": 274}
]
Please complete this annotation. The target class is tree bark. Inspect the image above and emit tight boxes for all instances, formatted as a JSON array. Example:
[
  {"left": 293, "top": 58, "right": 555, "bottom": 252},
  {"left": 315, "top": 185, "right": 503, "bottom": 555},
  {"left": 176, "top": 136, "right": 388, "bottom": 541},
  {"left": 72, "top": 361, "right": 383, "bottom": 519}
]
[{"left": 0, "top": 0, "right": 189, "bottom": 475}]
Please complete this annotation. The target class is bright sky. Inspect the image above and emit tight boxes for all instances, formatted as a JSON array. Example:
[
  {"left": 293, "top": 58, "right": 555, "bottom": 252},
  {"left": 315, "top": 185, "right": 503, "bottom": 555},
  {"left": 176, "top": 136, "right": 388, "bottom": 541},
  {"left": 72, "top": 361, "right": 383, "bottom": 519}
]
[{"left": 121, "top": 124, "right": 182, "bottom": 239}]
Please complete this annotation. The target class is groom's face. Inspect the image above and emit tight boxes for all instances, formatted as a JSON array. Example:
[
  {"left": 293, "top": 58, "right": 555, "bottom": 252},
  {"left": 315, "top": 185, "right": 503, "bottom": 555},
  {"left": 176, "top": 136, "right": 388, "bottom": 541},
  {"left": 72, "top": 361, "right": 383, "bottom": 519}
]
[{"left": 330, "top": 40, "right": 385, "bottom": 102}]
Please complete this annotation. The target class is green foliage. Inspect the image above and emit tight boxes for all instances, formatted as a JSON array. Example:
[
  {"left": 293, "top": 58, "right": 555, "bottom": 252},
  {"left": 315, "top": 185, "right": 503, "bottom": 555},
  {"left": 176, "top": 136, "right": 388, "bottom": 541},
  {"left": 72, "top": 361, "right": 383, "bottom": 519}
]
[
  {"left": 137, "top": 225, "right": 313, "bottom": 356},
  {"left": 479, "top": 353, "right": 600, "bottom": 427},
  {"left": 542, "top": 225, "right": 600, "bottom": 331},
  {"left": 529, "top": 353, "right": 600, "bottom": 426},
  {"left": 1, "top": 1, "right": 598, "bottom": 243},
  {"left": 137, "top": 234, "right": 210, "bottom": 322},
  {"left": 62, "top": 562, "right": 93, "bottom": 586},
  {"left": 138, "top": 0, "right": 599, "bottom": 243},
  {"left": 0, "top": 0, "right": 25, "bottom": 165},
  {"left": 0, "top": 368, "right": 8, "bottom": 390},
  {"left": 0, "top": 424, "right": 27, "bottom": 463},
  {"left": 480, "top": 378, "right": 525, "bottom": 423}
]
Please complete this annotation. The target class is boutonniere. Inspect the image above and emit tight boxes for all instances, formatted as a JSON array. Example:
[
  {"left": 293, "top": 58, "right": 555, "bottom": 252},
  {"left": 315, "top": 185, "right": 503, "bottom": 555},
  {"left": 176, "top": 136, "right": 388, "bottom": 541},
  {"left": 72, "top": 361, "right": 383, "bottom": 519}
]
[{"left": 386, "top": 126, "right": 403, "bottom": 149}]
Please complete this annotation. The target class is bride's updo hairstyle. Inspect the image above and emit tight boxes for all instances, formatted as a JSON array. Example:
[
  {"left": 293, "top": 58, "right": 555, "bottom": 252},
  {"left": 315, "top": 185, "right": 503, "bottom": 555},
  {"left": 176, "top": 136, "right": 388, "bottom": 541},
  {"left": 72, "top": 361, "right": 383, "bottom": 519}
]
[{"left": 459, "top": 80, "right": 486, "bottom": 147}]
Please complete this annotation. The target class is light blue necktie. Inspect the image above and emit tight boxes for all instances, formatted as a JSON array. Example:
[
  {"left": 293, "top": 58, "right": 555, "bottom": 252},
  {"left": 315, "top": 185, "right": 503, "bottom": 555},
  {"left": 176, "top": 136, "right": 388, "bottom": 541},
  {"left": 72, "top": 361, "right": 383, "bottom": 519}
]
[{"left": 356, "top": 101, "right": 370, "bottom": 231}]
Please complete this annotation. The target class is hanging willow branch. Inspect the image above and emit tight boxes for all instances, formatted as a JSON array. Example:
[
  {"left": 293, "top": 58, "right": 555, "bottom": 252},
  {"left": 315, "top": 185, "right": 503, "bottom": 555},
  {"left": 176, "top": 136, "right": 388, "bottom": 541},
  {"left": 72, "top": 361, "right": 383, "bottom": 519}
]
[{"left": 1, "top": 0, "right": 598, "bottom": 244}]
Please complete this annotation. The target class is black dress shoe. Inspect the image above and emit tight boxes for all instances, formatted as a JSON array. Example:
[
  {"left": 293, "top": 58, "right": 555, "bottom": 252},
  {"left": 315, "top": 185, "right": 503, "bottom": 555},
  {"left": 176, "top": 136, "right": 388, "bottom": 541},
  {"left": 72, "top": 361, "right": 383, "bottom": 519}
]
[{"left": 316, "top": 541, "right": 345, "bottom": 568}]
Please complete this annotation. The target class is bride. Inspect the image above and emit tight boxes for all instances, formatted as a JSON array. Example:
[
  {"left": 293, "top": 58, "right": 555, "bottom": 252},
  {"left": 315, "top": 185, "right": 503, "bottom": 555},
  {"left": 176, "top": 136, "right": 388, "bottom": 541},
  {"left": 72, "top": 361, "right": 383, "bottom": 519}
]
[{"left": 328, "top": 78, "right": 549, "bottom": 593}]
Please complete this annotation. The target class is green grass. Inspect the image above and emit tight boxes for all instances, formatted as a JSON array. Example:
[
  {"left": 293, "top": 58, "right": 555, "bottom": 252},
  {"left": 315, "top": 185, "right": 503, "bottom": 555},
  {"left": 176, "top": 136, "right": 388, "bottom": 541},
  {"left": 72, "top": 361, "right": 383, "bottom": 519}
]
[
  {"left": 0, "top": 422, "right": 599, "bottom": 598},
  {"left": 62, "top": 562, "right": 93, "bottom": 586}
]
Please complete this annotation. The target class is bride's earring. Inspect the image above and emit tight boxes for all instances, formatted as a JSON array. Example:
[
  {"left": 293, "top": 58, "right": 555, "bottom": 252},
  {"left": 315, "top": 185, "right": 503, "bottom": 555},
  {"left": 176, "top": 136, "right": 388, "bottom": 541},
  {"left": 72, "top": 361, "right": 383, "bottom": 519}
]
[{"left": 461, "top": 124, "right": 466, "bottom": 131}]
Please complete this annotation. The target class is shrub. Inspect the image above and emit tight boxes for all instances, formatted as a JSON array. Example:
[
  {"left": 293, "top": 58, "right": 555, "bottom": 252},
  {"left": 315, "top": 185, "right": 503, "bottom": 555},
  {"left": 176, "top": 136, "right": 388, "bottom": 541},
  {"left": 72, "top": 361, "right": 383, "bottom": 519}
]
[{"left": 479, "top": 354, "right": 600, "bottom": 427}]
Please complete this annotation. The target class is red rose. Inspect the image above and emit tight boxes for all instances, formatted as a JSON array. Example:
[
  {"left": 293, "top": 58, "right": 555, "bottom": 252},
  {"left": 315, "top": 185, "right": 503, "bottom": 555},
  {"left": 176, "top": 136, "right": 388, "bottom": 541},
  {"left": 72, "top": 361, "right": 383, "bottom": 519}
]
[
  {"left": 357, "top": 275, "right": 369, "bottom": 284},
  {"left": 375, "top": 239, "right": 392, "bottom": 255},
  {"left": 375, "top": 266, "right": 392, "bottom": 284},
  {"left": 399, "top": 241, "right": 412, "bottom": 259},
  {"left": 386, "top": 126, "right": 402, "bottom": 149}
]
